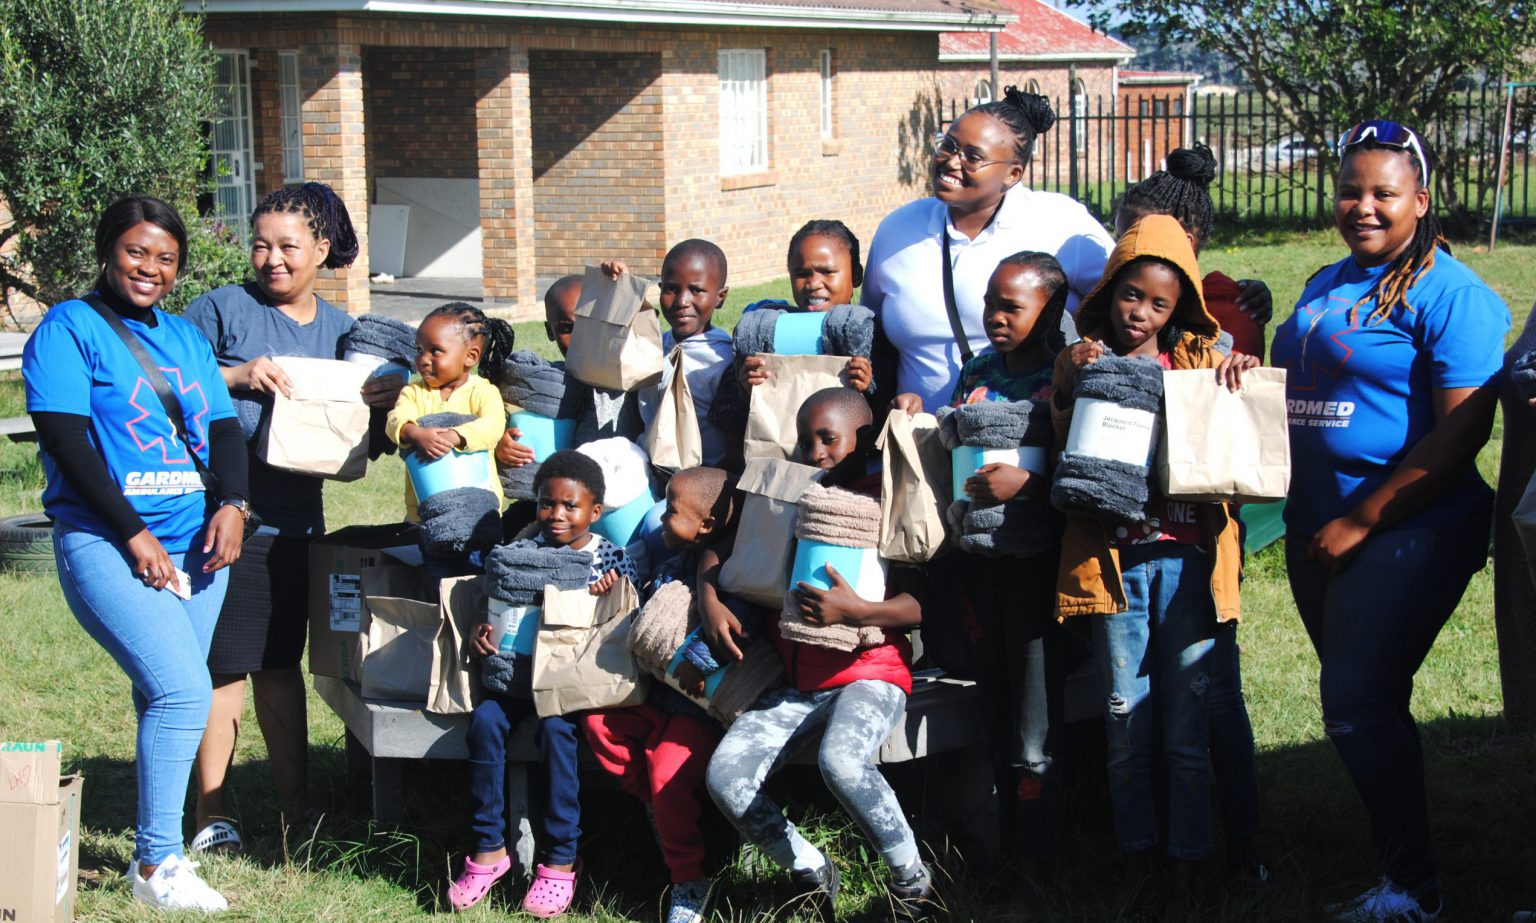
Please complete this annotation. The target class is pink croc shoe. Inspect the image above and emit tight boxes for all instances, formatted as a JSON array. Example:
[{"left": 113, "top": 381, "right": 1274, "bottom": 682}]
[
  {"left": 521, "top": 860, "right": 581, "bottom": 918},
  {"left": 448, "top": 854, "right": 511, "bottom": 912}
]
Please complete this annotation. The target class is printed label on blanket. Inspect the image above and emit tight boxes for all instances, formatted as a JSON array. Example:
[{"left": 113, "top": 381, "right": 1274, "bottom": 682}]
[
  {"left": 1066, "top": 399, "right": 1158, "bottom": 466},
  {"left": 790, "top": 541, "right": 887, "bottom": 601},
  {"left": 488, "top": 598, "right": 541, "bottom": 656},
  {"left": 950, "top": 445, "right": 1049, "bottom": 501}
]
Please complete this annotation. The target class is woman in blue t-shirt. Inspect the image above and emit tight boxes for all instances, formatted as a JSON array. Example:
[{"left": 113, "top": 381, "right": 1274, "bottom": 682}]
[
  {"left": 1271, "top": 121, "right": 1509, "bottom": 922},
  {"left": 23, "top": 196, "right": 249, "bottom": 912},
  {"left": 182, "top": 183, "right": 402, "bottom": 851}
]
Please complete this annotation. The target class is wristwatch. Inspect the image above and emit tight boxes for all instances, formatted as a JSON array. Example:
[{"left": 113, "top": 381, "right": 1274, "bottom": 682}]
[{"left": 220, "top": 497, "right": 252, "bottom": 523}]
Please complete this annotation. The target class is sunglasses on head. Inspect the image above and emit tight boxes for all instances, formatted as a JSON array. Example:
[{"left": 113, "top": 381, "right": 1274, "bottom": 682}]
[{"left": 1336, "top": 120, "right": 1431, "bottom": 181}]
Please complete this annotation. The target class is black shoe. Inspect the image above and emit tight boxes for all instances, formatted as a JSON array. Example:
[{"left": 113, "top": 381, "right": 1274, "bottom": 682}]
[
  {"left": 790, "top": 854, "right": 840, "bottom": 922},
  {"left": 872, "top": 867, "right": 939, "bottom": 923}
]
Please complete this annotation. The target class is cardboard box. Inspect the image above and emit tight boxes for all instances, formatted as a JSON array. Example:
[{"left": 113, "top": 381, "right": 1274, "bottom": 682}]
[
  {"left": 308, "top": 523, "right": 419, "bottom": 680},
  {"left": 0, "top": 741, "right": 83, "bottom": 923}
]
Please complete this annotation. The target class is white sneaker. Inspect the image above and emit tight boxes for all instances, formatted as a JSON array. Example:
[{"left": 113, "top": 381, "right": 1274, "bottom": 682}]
[
  {"left": 1328, "top": 877, "right": 1442, "bottom": 923},
  {"left": 130, "top": 853, "right": 229, "bottom": 912}
]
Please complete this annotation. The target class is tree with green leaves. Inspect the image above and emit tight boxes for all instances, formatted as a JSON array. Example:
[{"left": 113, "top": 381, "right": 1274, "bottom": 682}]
[
  {"left": 0, "top": 0, "right": 246, "bottom": 319},
  {"left": 1092, "top": 0, "right": 1536, "bottom": 217}
]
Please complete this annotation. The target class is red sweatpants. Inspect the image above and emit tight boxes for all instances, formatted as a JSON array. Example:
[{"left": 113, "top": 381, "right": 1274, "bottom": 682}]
[{"left": 580, "top": 703, "right": 722, "bottom": 883}]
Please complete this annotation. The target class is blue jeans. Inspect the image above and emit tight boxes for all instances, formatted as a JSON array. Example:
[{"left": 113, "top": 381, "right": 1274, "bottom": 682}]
[
  {"left": 1093, "top": 542, "right": 1216, "bottom": 860},
  {"left": 466, "top": 693, "right": 581, "bottom": 864},
  {"left": 1285, "top": 503, "right": 1490, "bottom": 891},
  {"left": 55, "top": 522, "right": 228, "bottom": 865}
]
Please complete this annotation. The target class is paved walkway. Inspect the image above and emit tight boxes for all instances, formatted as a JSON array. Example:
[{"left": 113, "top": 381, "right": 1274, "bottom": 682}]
[{"left": 369, "top": 275, "right": 564, "bottom": 325}]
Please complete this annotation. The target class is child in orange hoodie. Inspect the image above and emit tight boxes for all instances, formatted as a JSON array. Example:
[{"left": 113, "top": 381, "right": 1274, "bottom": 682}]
[{"left": 1051, "top": 214, "right": 1256, "bottom": 922}]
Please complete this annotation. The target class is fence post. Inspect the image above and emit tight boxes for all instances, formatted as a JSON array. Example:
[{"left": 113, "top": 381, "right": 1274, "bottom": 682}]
[{"left": 1068, "top": 64, "right": 1080, "bottom": 201}]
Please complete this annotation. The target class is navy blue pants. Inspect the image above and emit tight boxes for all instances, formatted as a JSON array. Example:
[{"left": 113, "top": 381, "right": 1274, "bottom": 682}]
[{"left": 466, "top": 692, "right": 582, "bottom": 864}]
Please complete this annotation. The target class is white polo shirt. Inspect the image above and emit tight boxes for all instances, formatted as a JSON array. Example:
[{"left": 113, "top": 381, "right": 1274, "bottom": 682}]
[{"left": 862, "top": 185, "right": 1113, "bottom": 411}]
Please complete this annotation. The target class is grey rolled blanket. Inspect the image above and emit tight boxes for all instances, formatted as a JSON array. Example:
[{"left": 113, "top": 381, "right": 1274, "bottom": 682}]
[
  {"left": 1050, "top": 355, "right": 1163, "bottom": 523},
  {"left": 780, "top": 483, "right": 886, "bottom": 651},
  {"left": 498, "top": 351, "right": 583, "bottom": 419},
  {"left": 417, "top": 487, "right": 502, "bottom": 554},
  {"left": 940, "top": 400, "right": 1060, "bottom": 556},
  {"left": 730, "top": 305, "right": 876, "bottom": 359},
  {"left": 343, "top": 315, "right": 418, "bottom": 365},
  {"left": 416, "top": 411, "right": 478, "bottom": 431},
  {"left": 482, "top": 538, "right": 592, "bottom": 607},
  {"left": 479, "top": 539, "right": 593, "bottom": 695},
  {"left": 1515, "top": 348, "right": 1536, "bottom": 403}
]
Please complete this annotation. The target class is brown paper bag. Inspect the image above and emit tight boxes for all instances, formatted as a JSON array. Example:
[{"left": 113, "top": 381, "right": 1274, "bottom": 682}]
[
  {"left": 876, "top": 411, "right": 951, "bottom": 563},
  {"left": 644, "top": 345, "right": 703, "bottom": 471},
  {"left": 742, "top": 353, "right": 850, "bottom": 462},
  {"left": 530, "top": 578, "right": 647, "bottom": 717},
  {"left": 259, "top": 356, "right": 372, "bottom": 481},
  {"left": 566, "top": 264, "right": 666, "bottom": 391},
  {"left": 427, "top": 576, "right": 485, "bottom": 715},
  {"left": 1159, "top": 368, "right": 1290, "bottom": 503},
  {"left": 357, "top": 565, "right": 438, "bottom": 701},
  {"left": 719, "top": 458, "right": 823, "bottom": 607}
]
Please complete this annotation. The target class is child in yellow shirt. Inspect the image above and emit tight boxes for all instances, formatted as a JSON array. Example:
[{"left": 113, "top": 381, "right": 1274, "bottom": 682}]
[{"left": 385, "top": 302, "right": 514, "bottom": 520}]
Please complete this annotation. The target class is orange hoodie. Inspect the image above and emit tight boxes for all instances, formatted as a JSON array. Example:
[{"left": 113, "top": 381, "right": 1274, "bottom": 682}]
[{"left": 1049, "top": 215, "right": 1242, "bottom": 623}]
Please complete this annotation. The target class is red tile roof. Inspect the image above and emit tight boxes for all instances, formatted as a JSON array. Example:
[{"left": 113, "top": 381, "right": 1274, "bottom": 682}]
[{"left": 940, "top": 0, "right": 1133, "bottom": 60}]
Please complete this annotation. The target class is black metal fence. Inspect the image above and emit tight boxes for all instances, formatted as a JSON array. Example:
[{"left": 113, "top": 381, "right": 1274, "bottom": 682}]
[{"left": 943, "top": 82, "right": 1536, "bottom": 230}]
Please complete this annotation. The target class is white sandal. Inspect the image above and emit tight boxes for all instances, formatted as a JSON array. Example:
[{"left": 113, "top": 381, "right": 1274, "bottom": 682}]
[{"left": 190, "top": 820, "right": 242, "bottom": 854}]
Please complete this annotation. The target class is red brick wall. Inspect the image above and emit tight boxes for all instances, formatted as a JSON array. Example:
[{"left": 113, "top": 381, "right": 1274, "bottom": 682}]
[
  {"left": 529, "top": 50, "right": 665, "bottom": 279},
  {"left": 363, "top": 46, "right": 479, "bottom": 195},
  {"left": 250, "top": 49, "right": 286, "bottom": 195},
  {"left": 202, "top": 14, "right": 952, "bottom": 316},
  {"left": 1116, "top": 84, "right": 1191, "bottom": 182}
]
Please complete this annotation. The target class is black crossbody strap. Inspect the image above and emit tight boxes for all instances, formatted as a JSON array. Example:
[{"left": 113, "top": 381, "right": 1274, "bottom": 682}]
[
  {"left": 82, "top": 294, "right": 213, "bottom": 482},
  {"left": 939, "top": 232, "right": 973, "bottom": 367}
]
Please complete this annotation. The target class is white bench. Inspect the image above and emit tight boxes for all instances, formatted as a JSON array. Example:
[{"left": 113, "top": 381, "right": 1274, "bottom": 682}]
[{"left": 313, "top": 670, "right": 984, "bottom": 877}]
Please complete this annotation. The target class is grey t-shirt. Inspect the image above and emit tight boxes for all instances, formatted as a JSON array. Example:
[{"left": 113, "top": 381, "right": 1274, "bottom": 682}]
[{"left": 183, "top": 283, "right": 355, "bottom": 534}]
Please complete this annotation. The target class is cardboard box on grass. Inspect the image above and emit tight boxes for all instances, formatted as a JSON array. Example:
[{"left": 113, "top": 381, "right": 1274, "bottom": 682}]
[
  {"left": 0, "top": 741, "right": 83, "bottom": 923},
  {"left": 308, "top": 523, "right": 420, "bottom": 681}
]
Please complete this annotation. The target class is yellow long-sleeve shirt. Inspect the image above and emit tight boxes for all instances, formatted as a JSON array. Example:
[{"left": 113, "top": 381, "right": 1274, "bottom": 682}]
[{"left": 386, "top": 374, "right": 506, "bottom": 521}]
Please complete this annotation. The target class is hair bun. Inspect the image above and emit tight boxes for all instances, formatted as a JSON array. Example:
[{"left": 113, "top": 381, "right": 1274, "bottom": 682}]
[
  {"left": 1165, "top": 143, "right": 1217, "bottom": 187},
  {"left": 1002, "top": 86, "right": 1057, "bottom": 135}
]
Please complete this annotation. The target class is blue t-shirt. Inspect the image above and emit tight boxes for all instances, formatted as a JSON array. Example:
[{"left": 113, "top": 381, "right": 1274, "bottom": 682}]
[
  {"left": 24, "top": 297, "right": 237, "bottom": 551},
  {"left": 1271, "top": 251, "right": 1509, "bottom": 537},
  {"left": 183, "top": 283, "right": 355, "bottom": 534}
]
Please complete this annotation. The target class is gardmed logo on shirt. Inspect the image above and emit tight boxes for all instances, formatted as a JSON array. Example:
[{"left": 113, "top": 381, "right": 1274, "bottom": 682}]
[
  {"left": 1287, "top": 399, "right": 1356, "bottom": 429},
  {"left": 122, "top": 470, "right": 205, "bottom": 496}
]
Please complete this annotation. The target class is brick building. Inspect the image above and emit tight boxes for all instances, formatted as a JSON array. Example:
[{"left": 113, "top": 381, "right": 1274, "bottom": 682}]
[
  {"left": 938, "top": 0, "right": 1131, "bottom": 181},
  {"left": 1116, "top": 70, "right": 1202, "bottom": 182},
  {"left": 188, "top": 1, "right": 1011, "bottom": 317}
]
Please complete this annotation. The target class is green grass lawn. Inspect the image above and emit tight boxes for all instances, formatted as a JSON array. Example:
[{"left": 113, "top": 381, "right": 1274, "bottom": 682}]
[{"left": 2, "top": 233, "right": 1535, "bottom": 921}]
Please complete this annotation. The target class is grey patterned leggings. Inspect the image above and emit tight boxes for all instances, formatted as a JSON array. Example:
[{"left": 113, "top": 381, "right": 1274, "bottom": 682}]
[{"left": 706, "top": 679, "right": 917, "bottom": 872}]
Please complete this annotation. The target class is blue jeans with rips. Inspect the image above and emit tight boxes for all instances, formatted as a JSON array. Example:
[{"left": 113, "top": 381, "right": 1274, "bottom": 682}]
[
  {"left": 1092, "top": 541, "right": 1216, "bottom": 861},
  {"left": 1285, "top": 501, "right": 1490, "bottom": 892},
  {"left": 54, "top": 522, "right": 228, "bottom": 865}
]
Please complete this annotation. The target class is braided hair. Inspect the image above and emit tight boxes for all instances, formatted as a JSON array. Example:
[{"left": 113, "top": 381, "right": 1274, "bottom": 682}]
[
  {"left": 1327, "top": 138, "right": 1449, "bottom": 326},
  {"left": 968, "top": 86, "right": 1057, "bottom": 168},
  {"left": 1118, "top": 143, "right": 1218, "bottom": 246},
  {"left": 250, "top": 182, "right": 360, "bottom": 269},
  {"left": 787, "top": 219, "right": 863, "bottom": 287},
  {"left": 996, "top": 250, "right": 1068, "bottom": 322},
  {"left": 423, "top": 301, "right": 517, "bottom": 384}
]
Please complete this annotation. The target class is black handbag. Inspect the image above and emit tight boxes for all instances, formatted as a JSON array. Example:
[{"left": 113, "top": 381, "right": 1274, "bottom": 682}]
[{"left": 83, "top": 294, "right": 261, "bottom": 539}]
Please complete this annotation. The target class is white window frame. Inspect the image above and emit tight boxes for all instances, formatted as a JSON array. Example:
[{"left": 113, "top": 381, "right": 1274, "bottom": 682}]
[
  {"left": 278, "top": 51, "right": 305, "bottom": 185},
  {"left": 718, "top": 49, "right": 768, "bottom": 175},
  {"left": 819, "top": 49, "right": 834, "bottom": 139},
  {"left": 974, "top": 80, "right": 993, "bottom": 107},
  {"left": 209, "top": 49, "right": 256, "bottom": 239},
  {"left": 1072, "top": 78, "right": 1088, "bottom": 152}
]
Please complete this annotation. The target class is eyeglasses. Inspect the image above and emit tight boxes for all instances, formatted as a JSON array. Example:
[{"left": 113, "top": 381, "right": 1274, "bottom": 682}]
[
  {"left": 932, "top": 132, "right": 1018, "bottom": 172},
  {"left": 1336, "top": 120, "right": 1430, "bottom": 181}
]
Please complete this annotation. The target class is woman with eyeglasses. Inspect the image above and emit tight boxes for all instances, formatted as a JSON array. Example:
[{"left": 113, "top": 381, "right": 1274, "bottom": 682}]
[
  {"left": 861, "top": 86, "right": 1112, "bottom": 916},
  {"left": 864, "top": 86, "right": 1113, "bottom": 414},
  {"left": 1271, "top": 120, "right": 1509, "bottom": 922}
]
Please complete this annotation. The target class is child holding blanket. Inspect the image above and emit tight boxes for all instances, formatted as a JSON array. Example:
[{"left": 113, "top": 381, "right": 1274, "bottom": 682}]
[
  {"left": 580, "top": 467, "right": 745, "bottom": 923},
  {"left": 706, "top": 387, "right": 932, "bottom": 922},
  {"left": 451, "top": 451, "right": 636, "bottom": 916},
  {"left": 1050, "top": 215, "right": 1255, "bottom": 922}
]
